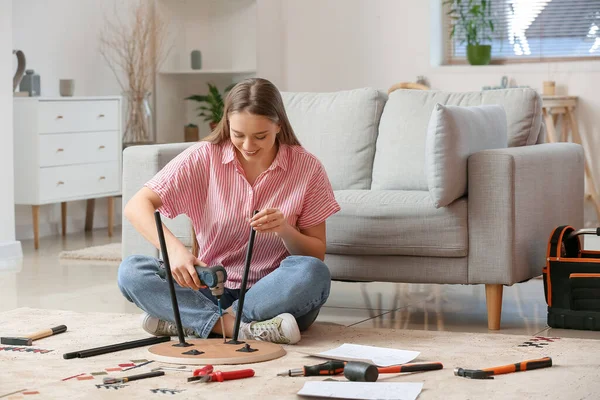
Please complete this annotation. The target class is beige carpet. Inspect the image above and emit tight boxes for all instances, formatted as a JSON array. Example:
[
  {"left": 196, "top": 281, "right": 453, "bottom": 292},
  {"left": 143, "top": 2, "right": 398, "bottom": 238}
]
[
  {"left": 1, "top": 308, "right": 598, "bottom": 400},
  {"left": 58, "top": 243, "right": 122, "bottom": 262}
]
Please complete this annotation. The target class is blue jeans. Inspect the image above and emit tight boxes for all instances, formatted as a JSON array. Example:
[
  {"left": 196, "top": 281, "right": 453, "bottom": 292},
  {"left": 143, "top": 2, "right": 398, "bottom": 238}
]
[{"left": 117, "top": 255, "right": 331, "bottom": 338}]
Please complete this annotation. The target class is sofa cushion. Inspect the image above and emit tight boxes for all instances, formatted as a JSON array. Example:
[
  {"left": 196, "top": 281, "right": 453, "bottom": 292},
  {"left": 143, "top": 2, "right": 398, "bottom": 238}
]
[
  {"left": 426, "top": 103, "right": 507, "bottom": 208},
  {"left": 281, "top": 88, "right": 386, "bottom": 190},
  {"left": 326, "top": 190, "right": 468, "bottom": 257},
  {"left": 372, "top": 88, "right": 543, "bottom": 191}
]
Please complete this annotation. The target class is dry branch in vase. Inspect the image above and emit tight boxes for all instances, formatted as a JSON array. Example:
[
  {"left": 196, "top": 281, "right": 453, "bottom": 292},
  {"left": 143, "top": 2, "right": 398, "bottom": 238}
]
[{"left": 98, "top": 0, "right": 172, "bottom": 144}]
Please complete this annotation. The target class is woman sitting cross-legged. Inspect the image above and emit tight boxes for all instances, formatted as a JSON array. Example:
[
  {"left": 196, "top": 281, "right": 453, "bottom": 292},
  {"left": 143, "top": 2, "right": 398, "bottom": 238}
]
[{"left": 117, "top": 77, "right": 340, "bottom": 345}]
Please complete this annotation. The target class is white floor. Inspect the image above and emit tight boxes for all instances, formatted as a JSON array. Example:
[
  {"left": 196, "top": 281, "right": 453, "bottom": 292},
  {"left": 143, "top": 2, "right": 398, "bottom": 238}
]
[{"left": 2, "top": 228, "right": 600, "bottom": 341}]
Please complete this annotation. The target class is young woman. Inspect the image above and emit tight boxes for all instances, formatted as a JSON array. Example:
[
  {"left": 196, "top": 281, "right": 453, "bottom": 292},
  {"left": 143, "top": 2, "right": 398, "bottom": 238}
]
[{"left": 117, "top": 78, "right": 340, "bottom": 344}]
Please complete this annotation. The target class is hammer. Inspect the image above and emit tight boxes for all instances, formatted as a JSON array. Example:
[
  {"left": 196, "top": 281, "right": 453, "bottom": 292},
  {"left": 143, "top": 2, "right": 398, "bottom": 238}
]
[{"left": 1, "top": 325, "right": 67, "bottom": 346}]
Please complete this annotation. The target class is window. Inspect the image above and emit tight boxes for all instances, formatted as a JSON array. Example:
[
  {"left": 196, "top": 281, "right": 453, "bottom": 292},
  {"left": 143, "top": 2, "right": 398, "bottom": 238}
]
[{"left": 446, "top": 0, "right": 600, "bottom": 63}]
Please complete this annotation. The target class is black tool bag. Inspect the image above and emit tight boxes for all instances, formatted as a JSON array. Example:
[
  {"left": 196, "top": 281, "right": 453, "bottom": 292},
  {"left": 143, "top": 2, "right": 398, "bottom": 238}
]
[{"left": 544, "top": 226, "right": 600, "bottom": 330}]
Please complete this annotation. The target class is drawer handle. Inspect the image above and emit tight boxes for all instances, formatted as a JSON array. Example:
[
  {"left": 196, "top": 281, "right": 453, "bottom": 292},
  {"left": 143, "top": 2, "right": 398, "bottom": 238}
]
[
  {"left": 98, "top": 114, "right": 105, "bottom": 118},
  {"left": 99, "top": 176, "right": 106, "bottom": 180},
  {"left": 56, "top": 148, "right": 64, "bottom": 152},
  {"left": 56, "top": 115, "right": 63, "bottom": 119},
  {"left": 57, "top": 181, "right": 64, "bottom": 186},
  {"left": 98, "top": 145, "right": 106, "bottom": 150}
]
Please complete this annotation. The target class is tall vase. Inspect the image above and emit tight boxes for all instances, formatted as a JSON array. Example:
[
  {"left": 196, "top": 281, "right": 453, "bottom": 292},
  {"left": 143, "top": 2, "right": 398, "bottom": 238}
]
[{"left": 123, "top": 91, "right": 155, "bottom": 147}]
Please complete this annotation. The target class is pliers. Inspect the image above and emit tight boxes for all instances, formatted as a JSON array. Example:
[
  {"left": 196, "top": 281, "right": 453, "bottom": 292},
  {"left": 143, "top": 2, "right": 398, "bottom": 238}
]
[{"left": 187, "top": 365, "right": 255, "bottom": 383}]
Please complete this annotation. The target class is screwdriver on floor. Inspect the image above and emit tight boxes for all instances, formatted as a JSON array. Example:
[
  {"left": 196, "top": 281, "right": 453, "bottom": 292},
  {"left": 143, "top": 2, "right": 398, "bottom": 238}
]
[
  {"left": 277, "top": 360, "right": 346, "bottom": 377},
  {"left": 103, "top": 370, "right": 164, "bottom": 384},
  {"left": 277, "top": 360, "right": 444, "bottom": 377}
]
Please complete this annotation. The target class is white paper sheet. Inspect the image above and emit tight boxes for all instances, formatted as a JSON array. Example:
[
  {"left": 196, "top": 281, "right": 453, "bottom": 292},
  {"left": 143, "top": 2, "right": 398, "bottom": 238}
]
[
  {"left": 297, "top": 381, "right": 424, "bottom": 400},
  {"left": 310, "top": 343, "right": 420, "bottom": 367}
]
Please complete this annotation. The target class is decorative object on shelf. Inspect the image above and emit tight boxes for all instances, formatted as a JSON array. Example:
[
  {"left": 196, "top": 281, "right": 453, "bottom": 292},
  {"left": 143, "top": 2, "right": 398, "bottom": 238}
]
[
  {"left": 445, "top": 0, "right": 495, "bottom": 65},
  {"left": 543, "top": 81, "right": 556, "bottom": 96},
  {"left": 13, "top": 49, "right": 26, "bottom": 92},
  {"left": 19, "top": 69, "right": 41, "bottom": 97},
  {"left": 191, "top": 50, "right": 202, "bottom": 70},
  {"left": 122, "top": 91, "right": 154, "bottom": 147},
  {"left": 184, "top": 123, "right": 199, "bottom": 142},
  {"left": 59, "top": 79, "right": 75, "bottom": 97},
  {"left": 99, "top": 0, "right": 172, "bottom": 145},
  {"left": 416, "top": 75, "right": 430, "bottom": 88},
  {"left": 185, "top": 82, "right": 235, "bottom": 131},
  {"left": 387, "top": 81, "right": 429, "bottom": 94},
  {"left": 482, "top": 76, "right": 529, "bottom": 91}
]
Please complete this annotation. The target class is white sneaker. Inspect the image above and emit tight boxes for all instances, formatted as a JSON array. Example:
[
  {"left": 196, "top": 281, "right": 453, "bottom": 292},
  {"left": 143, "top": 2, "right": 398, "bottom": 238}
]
[
  {"left": 141, "top": 313, "right": 197, "bottom": 337},
  {"left": 239, "top": 313, "right": 301, "bottom": 345}
]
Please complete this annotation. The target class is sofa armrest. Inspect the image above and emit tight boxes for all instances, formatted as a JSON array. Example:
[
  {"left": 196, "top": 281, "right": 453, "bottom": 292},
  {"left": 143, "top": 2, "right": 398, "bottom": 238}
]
[
  {"left": 121, "top": 142, "right": 196, "bottom": 259},
  {"left": 467, "top": 143, "right": 584, "bottom": 285}
]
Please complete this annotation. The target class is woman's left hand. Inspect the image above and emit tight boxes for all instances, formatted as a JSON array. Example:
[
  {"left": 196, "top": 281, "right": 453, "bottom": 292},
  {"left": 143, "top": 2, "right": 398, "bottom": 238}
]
[{"left": 250, "top": 208, "right": 289, "bottom": 235}]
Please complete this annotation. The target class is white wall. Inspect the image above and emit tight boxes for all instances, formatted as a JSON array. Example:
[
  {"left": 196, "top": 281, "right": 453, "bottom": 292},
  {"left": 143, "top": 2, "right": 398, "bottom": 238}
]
[
  {"left": 8, "top": 0, "right": 600, "bottom": 241},
  {"left": 275, "top": 0, "right": 600, "bottom": 225},
  {"left": 12, "top": 0, "right": 126, "bottom": 240},
  {"left": 257, "top": 0, "right": 286, "bottom": 89},
  {"left": 1, "top": 0, "right": 16, "bottom": 242}
]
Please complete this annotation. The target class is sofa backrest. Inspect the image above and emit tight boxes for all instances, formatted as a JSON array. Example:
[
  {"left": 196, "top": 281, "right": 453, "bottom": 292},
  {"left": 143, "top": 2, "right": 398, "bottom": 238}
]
[
  {"left": 281, "top": 88, "right": 387, "bottom": 190},
  {"left": 371, "top": 88, "right": 544, "bottom": 191}
]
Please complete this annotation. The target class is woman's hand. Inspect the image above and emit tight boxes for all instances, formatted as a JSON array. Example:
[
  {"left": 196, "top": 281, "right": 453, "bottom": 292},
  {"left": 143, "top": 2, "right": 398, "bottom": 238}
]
[
  {"left": 250, "top": 208, "right": 289, "bottom": 235},
  {"left": 169, "top": 245, "right": 206, "bottom": 290}
]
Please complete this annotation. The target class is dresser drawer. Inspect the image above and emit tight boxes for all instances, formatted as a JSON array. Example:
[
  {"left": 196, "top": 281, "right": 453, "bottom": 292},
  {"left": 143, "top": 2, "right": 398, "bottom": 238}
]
[
  {"left": 39, "top": 131, "right": 119, "bottom": 167},
  {"left": 38, "top": 100, "right": 119, "bottom": 134},
  {"left": 39, "top": 162, "right": 120, "bottom": 202}
]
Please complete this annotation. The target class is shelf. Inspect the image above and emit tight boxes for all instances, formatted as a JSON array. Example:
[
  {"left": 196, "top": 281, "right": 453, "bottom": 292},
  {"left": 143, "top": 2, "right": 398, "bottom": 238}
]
[{"left": 158, "top": 69, "right": 256, "bottom": 75}]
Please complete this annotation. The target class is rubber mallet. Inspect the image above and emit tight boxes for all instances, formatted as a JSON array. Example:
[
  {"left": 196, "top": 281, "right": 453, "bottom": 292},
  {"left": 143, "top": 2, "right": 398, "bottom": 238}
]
[
  {"left": 1, "top": 325, "right": 67, "bottom": 346},
  {"left": 344, "top": 362, "right": 379, "bottom": 382}
]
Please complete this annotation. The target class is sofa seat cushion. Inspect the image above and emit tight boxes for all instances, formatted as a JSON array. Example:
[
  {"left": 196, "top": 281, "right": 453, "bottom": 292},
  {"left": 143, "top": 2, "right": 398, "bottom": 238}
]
[{"left": 326, "top": 190, "right": 468, "bottom": 257}]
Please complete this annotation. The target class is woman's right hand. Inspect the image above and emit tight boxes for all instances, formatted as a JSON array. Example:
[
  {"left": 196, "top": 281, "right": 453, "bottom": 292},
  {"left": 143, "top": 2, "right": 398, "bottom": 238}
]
[{"left": 169, "top": 245, "right": 206, "bottom": 291}]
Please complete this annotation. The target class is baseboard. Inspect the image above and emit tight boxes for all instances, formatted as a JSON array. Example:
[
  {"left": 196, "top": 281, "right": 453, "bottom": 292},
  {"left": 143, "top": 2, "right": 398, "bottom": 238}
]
[{"left": 0, "top": 240, "right": 23, "bottom": 272}]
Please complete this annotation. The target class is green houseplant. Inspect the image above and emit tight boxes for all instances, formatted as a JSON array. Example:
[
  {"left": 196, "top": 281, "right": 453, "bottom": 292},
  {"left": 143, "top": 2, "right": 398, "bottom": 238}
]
[
  {"left": 445, "top": 0, "right": 495, "bottom": 65},
  {"left": 185, "top": 82, "right": 235, "bottom": 130}
]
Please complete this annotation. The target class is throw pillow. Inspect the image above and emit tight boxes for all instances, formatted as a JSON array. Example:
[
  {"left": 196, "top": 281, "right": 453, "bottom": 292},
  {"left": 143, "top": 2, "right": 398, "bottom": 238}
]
[{"left": 425, "top": 103, "right": 508, "bottom": 208}]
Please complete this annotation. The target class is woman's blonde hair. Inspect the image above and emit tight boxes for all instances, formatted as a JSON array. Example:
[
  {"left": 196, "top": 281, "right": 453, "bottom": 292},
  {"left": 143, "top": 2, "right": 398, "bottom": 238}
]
[{"left": 202, "top": 78, "right": 301, "bottom": 146}]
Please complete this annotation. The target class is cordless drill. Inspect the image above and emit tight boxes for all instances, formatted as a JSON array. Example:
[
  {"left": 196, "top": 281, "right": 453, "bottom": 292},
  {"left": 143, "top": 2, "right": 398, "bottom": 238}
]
[
  {"left": 158, "top": 264, "right": 228, "bottom": 341},
  {"left": 157, "top": 263, "right": 227, "bottom": 295},
  {"left": 195, "top": 265, "right": 228, "bottom": 342}
]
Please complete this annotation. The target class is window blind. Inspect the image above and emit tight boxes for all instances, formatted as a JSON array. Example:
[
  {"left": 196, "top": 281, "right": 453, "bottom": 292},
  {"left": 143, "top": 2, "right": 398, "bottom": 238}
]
[{"left": 446, "top": 0, "right": 600, "bottom": 63}]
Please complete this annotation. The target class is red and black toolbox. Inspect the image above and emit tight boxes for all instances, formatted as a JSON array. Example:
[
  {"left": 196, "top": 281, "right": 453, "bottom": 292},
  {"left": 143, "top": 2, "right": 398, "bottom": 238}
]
[{"left": 544, "top": 226, "right": 600, "bottom": 330}]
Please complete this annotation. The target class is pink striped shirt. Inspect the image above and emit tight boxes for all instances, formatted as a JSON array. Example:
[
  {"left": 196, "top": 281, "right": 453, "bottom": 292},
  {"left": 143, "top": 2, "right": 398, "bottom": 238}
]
[{"left": 145, "top": 140, "right": 340, "bottom": 289}]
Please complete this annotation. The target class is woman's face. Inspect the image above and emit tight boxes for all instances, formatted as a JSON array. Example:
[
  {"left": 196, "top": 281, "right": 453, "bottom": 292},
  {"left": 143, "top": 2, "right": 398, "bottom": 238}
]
[{"left": 229, "top": 111, "right": 280, "bottom": 164}]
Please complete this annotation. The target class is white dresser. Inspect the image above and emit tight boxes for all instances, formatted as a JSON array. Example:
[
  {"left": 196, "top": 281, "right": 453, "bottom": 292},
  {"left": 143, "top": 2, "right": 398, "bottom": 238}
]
[{"left": 13, "top": 96, "right": 122, "bottom": 249}]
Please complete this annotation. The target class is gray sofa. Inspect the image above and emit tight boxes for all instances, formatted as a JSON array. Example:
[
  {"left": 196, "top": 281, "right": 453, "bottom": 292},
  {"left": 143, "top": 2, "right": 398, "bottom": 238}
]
[{"left": 121, "top": 88, "right": 584, "bottom": 330}]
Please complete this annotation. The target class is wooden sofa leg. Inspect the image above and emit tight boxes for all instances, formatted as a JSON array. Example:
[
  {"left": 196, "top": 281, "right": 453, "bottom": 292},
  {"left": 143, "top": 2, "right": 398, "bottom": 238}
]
[{"left": 485, "top": 284, "right": 503, "bottom": 330}]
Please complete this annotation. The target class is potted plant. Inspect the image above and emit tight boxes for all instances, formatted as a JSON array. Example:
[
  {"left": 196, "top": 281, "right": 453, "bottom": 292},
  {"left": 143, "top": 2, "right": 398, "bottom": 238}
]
[
  {"left": 445, "top": 0, "right": 495, "bottom": 65},
  {"left": 185, "top": 83, "right": 236, "bottom": 131}
]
